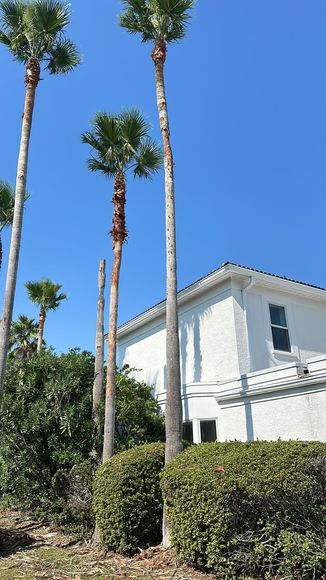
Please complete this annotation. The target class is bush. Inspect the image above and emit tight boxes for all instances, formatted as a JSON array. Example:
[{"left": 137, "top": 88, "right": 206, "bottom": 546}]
[
  {"left": 161, "top": 441, "right": 326, "bottom": 579},
  {"left": 94, "top": 442, "right": 165, "bottom": 554},
  {"left": 0, "top": 351, "right": 164, "bottom": 534}
]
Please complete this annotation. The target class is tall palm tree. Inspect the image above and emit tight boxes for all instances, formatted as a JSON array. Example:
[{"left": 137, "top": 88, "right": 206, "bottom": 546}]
[
  {"left": 9, "top": 314, "right": 38, "bottom": 359},
  {"left": 82, "top": 109, "right": 162, "bottom": 462},
  {"left": 0, "top": 0, "right": 80, "bottom": 395},
  {"left": 0, "top": 181, "right": 15, "bottom": 271},
  {"left": 25, "top": 279, "right": 67, "bottom": 351},
  {"left": 119, "top": 1, "right": 194, "bottom": 468}
]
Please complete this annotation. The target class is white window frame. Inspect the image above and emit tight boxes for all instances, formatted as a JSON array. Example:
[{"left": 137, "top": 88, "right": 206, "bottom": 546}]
[{"left": 269, "top": 302, "right": 292, "bottom": 353}]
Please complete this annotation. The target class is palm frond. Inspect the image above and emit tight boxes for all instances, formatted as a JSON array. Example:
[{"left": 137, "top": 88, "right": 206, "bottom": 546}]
[
  {"left": 119, "top": 0, "right": 194, "bottom": 43},
  {"left": 133, "top": 138, "right": 163, "bottom": 178},
  {"left": 119, "top": 108, "right": 151, "bottom": 154},
  {"left": 0, "top": 0, "right": 25, "bottom": 32},
  {"left": 0, "top": 28, "right": 12, "bottom": 45},
  {"left": 45, "top": 38, "right": 81, "bottom": 74},
  {"left": 32, "top": 0, "right": 70, "bottom": 34},
  {"left": 87, "top": 158, "right": 116, "bottom": 178},
  {"left": 0, "top": 180, "right": 15, "bottom": 228}
]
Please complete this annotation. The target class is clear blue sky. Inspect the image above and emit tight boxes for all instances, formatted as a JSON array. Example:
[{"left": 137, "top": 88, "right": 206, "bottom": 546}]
[{"left": 1, "top": 0, "right": 326, "bottom": 353}]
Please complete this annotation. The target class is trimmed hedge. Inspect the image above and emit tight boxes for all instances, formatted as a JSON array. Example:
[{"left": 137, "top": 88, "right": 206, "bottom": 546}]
[
  {"left": 93, "top": 442, "right": 165, "bottom": 554},
  {"left": 161, "top": 441, "right": 326, "bottom": 579}
]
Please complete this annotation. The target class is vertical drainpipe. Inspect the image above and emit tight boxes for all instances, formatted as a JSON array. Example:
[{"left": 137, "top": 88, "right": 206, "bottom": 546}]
[{"left": 241, "top": 277, "right": 256, "bottom": 374}]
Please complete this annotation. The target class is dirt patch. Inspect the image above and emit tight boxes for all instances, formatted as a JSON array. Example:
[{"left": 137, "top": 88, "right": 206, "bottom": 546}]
[{"left": 0, "top": 509, "right": 215, "bottom": 579}]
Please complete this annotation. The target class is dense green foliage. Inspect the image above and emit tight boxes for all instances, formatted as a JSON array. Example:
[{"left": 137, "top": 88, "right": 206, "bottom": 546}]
[
  {"left": 94, "top": 442, "right": 165, "bottom": 554},
  {"left": 0, "top": 350, "right": 164, "bottom": 533},
  {"left": 161, "top": 441, "right": 326, "bottom": 579}
]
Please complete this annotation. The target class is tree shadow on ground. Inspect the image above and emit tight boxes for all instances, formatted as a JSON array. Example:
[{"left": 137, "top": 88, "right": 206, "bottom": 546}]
[{"left": 0, "top": 528, "right": 38, "bottom": 557}]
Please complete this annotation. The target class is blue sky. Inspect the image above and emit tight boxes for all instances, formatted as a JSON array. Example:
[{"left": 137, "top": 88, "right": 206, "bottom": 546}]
[{"left": 0, "top": 0, "right": 326, "bottom": 353}]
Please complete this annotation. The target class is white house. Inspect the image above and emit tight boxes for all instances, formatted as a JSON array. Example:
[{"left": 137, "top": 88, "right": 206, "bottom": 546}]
[{"left": 117, "top": 262, "right": 326, "bottom": 444}]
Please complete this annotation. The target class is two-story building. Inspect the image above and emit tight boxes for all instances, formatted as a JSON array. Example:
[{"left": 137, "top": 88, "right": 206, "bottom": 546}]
[{"left": 117, "top": 262, "right": 326, "bottom": 443}]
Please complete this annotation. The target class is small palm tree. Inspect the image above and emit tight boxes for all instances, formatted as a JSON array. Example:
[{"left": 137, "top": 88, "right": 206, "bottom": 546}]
[
  {"left": 9, "top": 314, "right": 38, "bottom": 359},
  {"left": 0, "top": 0, "right": 80, "bottom": 395},
  {"left": 0, "top": 181, "right": 15, "bottom": 271},
  {"left": 82, "top": 108, "right": 162, "bottom": 462},
  {"left": 119, "top": 1, "right": 194, "bottom": 468},
  {"left": 25, "top": 279, "right": 67, "bottom": 351}
]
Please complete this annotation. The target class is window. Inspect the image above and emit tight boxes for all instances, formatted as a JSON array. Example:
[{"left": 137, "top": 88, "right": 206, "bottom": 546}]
[
  {"left": 183, "top": 421, "right": 193, "bottom": 444},
  {"left": 269, "top": 304, "right": 291, "bottom": 352},
  {"left": 200, "top": 420, "right": 217, "bottom": 442}
]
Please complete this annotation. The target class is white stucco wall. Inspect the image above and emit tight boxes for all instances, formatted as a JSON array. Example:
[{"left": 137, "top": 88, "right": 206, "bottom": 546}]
[
  {"left": 118, "top": 281, "right": 242, "bottom": 394},
  {"left": 245, "top": 285, "right": 326, "bottom": 372},
  {"left": 117, "top": 266, "right": 326, "bottom": 443}
]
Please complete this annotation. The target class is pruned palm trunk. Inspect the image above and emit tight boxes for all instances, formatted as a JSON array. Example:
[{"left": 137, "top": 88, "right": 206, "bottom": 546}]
[
  {"left": 152, "top": 42, "right": 183, "bottom": 462},
  {"left": 37, "top": 307, "right": 46, "bottom": 352},
  {"left": 102, "top": 173, "right": 126, "bottom": 463},
  {"left": 93, "top": 259, "right": 106, "bottom": 437},
  {"left": 152, "top": 40, "right": 183, "bottom": 548},
  {"left": 0, "top": 57, "right": 39, "bottom": 394}
]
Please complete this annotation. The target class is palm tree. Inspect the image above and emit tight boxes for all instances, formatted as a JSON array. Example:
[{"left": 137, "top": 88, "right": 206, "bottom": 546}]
[
  {"left": 0, "top": 181, "right": 15, "bottom": 271},
  {"left": 25, "top": 279, "right": 67, "bottom": 351},
  {"left": 82, "top": 108, "right": 162, "bottom": 462},
  {"left": 0, "top": 1, "right": 80, "bottom": 395},
  {"left": 119, "top": 1, "right": 194, "bottom": 469},
  {"left": 9, "top": 314, "right": 38, "bottom": 359}
]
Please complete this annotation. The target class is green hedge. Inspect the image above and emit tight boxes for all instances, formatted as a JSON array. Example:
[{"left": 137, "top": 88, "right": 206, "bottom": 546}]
[
  {"left": 93, "top": 442, "right": 165, "bottom": 554},
  {"left": 161, "top": 441, "right": 326, "bottom": 579}
]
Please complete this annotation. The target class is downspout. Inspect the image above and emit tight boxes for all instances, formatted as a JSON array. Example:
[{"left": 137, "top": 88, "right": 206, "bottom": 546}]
[{"left": 241, "top": 277, "right": 256, "bottom": 373}]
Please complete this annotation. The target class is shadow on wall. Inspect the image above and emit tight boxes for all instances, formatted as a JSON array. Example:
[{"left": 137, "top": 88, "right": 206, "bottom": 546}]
[
  {"left": 240, "top": 375, "right": 254, "bottom": 441},
  {"left": 179, "top": 304, "right": 214, "bottom": 387}
]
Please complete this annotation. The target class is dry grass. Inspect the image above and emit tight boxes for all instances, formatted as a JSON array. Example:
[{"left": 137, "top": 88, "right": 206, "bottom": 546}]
[{"left": 0, "top": 509, "right": 215, "bottom": 580}]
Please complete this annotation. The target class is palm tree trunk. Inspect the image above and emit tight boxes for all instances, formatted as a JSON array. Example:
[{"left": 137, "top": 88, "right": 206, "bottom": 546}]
[
  {"left": 152, "top": 39, "right": 183, "bottom": 548},
  {"left": 102, "top": 173, "right": 127, "bottom": 463},
  {"left": 93, "top": 259, "right": 106, "bottom": 436},
  {"left": 0, "top": 57, "right": 40, "bottom": 395},
  {"left": 37, "top": 308, "right": 46, "bottom": 352}
]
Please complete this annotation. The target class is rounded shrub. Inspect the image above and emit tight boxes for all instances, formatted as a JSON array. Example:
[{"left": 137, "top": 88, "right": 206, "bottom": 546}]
[
  {"left": 93, "top": 442, "right": 165, "bottom": 554},
  {"left": 161, "top": 441, "right": 326, "bottom": 579}
]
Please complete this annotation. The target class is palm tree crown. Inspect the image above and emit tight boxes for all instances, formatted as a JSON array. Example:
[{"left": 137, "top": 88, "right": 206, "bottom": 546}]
[
  {"left": 9, "top": 314, "right": 38, "bottom": 358},
  {"left": 25, "top": 279, "right": 66, "bottom": 312},
  {"left": 82, "top": 109, "right": 162, "bottom": 182},
  {"left": 0, "top": 0, "right": 80, "bottom": 76},
  {"left": 119, "top": 0, "right": 194, "bottom": 43}
]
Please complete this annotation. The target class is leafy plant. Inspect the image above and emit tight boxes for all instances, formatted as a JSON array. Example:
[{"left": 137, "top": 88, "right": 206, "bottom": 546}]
[
  {"left": 0, "top": 351, "right": 164, "bottom": 534},
  {"left": 161, "top": 441, "right": 326, "bottom": 579},
  {"left": 94, "top": 442, "right": 165, "bottom": 554}
]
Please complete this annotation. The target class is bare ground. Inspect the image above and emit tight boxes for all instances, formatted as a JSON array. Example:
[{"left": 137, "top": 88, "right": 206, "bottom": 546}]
[{"left": 0, "top": 509, "right": 216, "bottom": 580}]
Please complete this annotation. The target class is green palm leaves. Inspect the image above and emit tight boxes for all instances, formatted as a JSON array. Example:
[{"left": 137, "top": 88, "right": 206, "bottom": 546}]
[
  {"left": 9, "top": 314, "right": 38, "bottom": 358},
  {"left": 0, "top": 0, "right": 81, "bottom": 73},
  {"left": 25, "top": 279, "right": 67, "bottom": 312},
  {"left": 120, "top": 0, "right": 194, "bottom": 43},
  {"left": 82, "top": 109, "right": 162, "bottom": 180},
  {"left": 0, "top": 181, "right": 15, "bottom": 232}
]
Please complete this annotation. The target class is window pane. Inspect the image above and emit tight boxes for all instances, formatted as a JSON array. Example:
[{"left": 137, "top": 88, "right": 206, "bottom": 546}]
[
  {"left": 272, "top": 326, "right": 291, "bottom": 352},
  {"left": 183, "top": 422, "right": 193, "bottom": 444},
  {"left": 200, "top": 420, "right": 217, "bottom": 443},
  {"left": 269, "top": 304, "right": 287, "bottom": 327}
]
